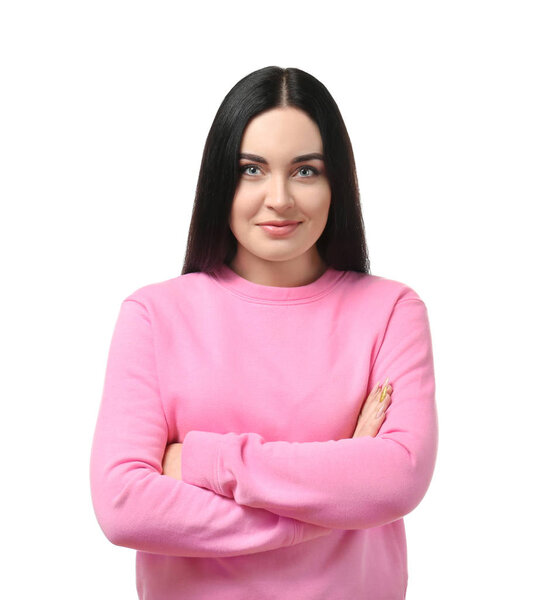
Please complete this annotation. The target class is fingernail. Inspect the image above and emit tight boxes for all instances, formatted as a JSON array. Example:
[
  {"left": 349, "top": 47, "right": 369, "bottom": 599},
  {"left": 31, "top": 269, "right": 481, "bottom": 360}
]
[{"left": 379, "top": 378, "right": 389, "bottom": 402}]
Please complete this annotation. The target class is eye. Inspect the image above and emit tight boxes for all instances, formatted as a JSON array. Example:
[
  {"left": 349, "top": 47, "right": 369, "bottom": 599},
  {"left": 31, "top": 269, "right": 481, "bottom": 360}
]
[
  {"left": 240, "top": 164, "right": 262, "bottom": 176},
  {"left": 296, "top": 166, "right": 319, "bottom": 177}
]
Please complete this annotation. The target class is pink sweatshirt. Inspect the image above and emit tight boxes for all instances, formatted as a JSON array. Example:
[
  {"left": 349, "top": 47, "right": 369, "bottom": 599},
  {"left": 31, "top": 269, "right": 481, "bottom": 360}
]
[{"left": 90, "top": 263, "right": 438, "bottom": 599}]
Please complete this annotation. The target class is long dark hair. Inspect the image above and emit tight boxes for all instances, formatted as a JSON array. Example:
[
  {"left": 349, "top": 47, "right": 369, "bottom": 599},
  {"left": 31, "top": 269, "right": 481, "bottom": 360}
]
[{"left": 181, "top": 66, "right": 370, "bottom": 276}]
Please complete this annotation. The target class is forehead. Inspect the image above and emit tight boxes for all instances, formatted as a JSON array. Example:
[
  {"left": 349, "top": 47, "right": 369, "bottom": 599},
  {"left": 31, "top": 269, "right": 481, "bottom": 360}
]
[{"left": 240, "top": 107, "right": 323, "bottom": 156}]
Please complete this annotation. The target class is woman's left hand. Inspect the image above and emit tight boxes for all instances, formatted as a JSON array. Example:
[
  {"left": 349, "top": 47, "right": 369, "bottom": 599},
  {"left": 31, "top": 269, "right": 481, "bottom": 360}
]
[
  {"left": 162, "top": 442, "right": 183, "bottom": 480},
  {"left": 352, "top": 380, "right": 392, "bottom": 438}
]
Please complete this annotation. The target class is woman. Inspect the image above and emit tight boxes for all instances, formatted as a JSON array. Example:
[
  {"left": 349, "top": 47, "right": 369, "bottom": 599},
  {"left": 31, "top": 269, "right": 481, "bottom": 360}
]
[{"left": 90, "top": 66, "right": 438, "bottom": 599}]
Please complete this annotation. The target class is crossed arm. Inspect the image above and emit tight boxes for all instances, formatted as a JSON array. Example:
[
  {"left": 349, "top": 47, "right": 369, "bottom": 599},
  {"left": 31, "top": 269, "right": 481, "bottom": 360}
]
[
  {"left": 162, "top": 379, "right": 393, "bottom": 481},
  {"left": 90, "top": 296, "right": 437, "bottom": 556},
  {"left": 160, "top": 298, "right": 437, "bottom": 531}
]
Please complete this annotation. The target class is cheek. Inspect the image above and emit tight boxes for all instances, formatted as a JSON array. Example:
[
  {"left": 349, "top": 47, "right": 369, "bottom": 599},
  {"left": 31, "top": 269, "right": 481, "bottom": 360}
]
[
  {"left": 229, "top": 191, "right": 259, "bottom": 229},
  {"left": 235, "top": 183, "right": 263, "bottom": 207},
  {"left": 305, "top": 187, "right": 331, "bottom": 218}
]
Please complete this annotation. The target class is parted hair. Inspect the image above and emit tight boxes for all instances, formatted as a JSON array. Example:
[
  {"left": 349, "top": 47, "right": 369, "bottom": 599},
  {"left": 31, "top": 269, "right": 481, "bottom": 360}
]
[{"left": 181, "top": 65, "right": 370, "bottom": 276}]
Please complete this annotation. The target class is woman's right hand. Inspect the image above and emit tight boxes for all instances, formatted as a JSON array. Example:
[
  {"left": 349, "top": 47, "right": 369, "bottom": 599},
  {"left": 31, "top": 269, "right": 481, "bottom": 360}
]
[
  {"left": 352, "top": 380, "right": 392, "bottom": 438},
  {"left": 162, "top": 442, "right": 183, "bottom": 481}
]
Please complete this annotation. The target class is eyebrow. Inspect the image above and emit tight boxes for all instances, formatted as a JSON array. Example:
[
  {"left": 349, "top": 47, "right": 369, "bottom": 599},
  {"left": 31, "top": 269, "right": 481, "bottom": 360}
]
[{"left": 239, "top": 152, "right": 324, "bottom": 164}]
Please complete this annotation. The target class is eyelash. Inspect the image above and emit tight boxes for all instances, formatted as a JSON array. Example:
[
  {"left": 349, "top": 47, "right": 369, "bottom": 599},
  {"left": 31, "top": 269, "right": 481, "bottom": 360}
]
[{"left": 239, "top": 164, "right": 320, "bottom": 178}]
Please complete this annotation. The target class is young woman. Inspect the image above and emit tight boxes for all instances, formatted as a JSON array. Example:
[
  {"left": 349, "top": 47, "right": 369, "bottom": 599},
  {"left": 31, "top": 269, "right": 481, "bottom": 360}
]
[{"left": 90, "top": 66, "right": 438, "bottom": 599}]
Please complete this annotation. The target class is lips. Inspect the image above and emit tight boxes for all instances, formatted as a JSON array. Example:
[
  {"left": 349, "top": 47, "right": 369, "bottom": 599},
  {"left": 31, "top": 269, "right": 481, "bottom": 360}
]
[{"left": 258, "top": 222, "right": 301, "bottom": 237}]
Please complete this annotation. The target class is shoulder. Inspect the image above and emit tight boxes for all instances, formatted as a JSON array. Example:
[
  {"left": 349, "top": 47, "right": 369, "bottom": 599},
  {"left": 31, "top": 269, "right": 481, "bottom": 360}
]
[
  {"left": 341, "top": 273, "right": 433, "bottom": 344},
  {"left": 341, "top": 270, "right": 426, "bottom": 306},
  {"left": 121, "top": 271, "right": 214, "bottom": 314}
]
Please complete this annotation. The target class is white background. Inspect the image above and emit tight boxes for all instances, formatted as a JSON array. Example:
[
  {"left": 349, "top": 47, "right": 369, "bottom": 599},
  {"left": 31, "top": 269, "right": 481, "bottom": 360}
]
[{"left": 1, "top": 1, "right": 533, "bottom": 598}]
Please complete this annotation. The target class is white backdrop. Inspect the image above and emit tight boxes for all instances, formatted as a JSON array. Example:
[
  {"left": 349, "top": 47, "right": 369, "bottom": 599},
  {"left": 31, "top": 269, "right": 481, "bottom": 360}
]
[{"left": 1, "top": 1, "right": 533, "bottom": 598}]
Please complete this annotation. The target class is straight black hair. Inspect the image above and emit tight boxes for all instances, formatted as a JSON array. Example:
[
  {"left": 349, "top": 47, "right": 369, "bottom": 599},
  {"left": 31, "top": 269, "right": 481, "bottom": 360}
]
[{"left": 181, "top": 66, "right": 370, "bottom": 276}]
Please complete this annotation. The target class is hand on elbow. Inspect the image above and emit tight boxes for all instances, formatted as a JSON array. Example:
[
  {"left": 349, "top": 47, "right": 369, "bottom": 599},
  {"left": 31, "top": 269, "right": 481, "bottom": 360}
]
[{"left": 353, "top": 380, "right": 392, "bottom": 438}]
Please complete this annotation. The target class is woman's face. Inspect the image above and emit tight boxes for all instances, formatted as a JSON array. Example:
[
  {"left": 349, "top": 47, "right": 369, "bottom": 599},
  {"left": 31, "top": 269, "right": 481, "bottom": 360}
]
[{"left": 229, "top": 106, "right": 331, "bottom": 273}]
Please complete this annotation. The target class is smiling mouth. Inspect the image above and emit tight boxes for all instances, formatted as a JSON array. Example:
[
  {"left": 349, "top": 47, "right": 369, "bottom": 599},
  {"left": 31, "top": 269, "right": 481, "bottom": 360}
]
[{"left": 257, "top": 222, "right": 302, "bottom": 237}]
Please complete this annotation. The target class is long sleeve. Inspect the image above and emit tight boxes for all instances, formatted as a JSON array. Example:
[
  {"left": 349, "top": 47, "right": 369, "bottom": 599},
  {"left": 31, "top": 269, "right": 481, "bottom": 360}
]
[
  {"left": 89, "top": 298, "right": 333, "bottom": 558},
  {"left": 181, "top": 297, "right": 439, "bottom": 530}
]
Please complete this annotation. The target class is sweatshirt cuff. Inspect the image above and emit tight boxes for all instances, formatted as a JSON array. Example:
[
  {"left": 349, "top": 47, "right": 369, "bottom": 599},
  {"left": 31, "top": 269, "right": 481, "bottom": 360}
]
[{"left": 181, "top": 430, "right": 225, "bottom": 495}]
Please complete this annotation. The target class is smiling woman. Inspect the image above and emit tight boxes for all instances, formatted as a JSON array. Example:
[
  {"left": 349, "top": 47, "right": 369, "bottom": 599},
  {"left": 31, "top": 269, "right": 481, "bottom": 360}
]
[
  {"left": 177, "top": 65, "right": 369, "bottom": 284},
  {"left": 89, "top": 65, "right": 438, "bottom": 600},
  {"left": 229, "top": 106, "right": 332, "bottom": 286}
]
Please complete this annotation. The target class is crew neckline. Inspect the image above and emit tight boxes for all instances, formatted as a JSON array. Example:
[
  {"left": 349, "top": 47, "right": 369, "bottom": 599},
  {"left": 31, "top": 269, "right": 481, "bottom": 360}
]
[{"left": 209, "top": 262, "right": 348, "bottom": 303}]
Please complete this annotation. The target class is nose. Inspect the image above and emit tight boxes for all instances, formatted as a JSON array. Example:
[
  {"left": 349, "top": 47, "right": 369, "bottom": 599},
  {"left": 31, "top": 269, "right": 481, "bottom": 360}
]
[{"left": 265, "top": 171, "right": 294, "bottom": 210}]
